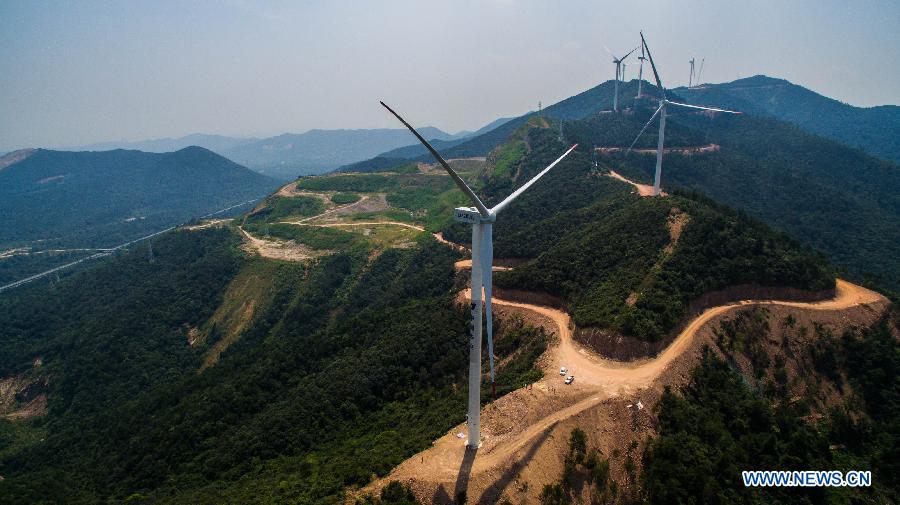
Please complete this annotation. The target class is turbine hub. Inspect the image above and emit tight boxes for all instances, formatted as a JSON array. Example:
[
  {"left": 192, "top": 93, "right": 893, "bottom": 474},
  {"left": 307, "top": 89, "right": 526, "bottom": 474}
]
[{"left": 454, "top": 207, "right": 494, "bottom": 223}]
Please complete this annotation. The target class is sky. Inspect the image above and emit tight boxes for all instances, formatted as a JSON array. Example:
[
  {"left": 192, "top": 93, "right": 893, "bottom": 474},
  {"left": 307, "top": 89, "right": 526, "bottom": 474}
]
[{"left": 2, "top": 0, "right": 899, "bottom": 150}]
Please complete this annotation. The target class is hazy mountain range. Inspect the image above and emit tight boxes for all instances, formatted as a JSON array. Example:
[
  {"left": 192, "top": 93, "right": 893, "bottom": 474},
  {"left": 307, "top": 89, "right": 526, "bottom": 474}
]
[
  {"left": 352, "top": 75, "right": 900, "bottom": 167},
  {"left": 0, "top": 146, "right": 277, "bottom": 250},
  {"left": 56, "top": 121, "right": 506, "bottom": 181}
]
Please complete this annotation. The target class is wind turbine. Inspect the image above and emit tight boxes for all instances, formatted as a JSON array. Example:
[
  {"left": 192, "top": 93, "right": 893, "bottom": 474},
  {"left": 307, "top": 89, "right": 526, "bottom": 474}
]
[
  {"left": 628, "top": 32, "right": 741, "bottom": 196},
  {"left": 381, "top": 101, "right": 577, "bottom": 449},
  {"left": 695, "top": 58, "right": 706, "bottom": 86},
  {"left": 688, "top": 58, "right": 695, "bottom": 87},
  {"left": 636, "top": 43, "right": 646, "bottom": 100},
  {"left": 608, "top": 45, "right": 638, "bottom": 112}
]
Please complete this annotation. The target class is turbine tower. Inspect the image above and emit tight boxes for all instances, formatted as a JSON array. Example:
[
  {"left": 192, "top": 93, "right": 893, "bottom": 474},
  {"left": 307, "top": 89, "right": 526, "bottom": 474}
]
[
  {"left": 696, "top": 58, "right": 705, "bottom": 86},
  {"left": 381, "top": 101, "right": 577, "bottom": 449},
  {"left": 628, "top": 33, "right": 741, "bottom": 196},
  {"left": 688, "top": 58, "right": 695, "bottom": 87},
  {"left": 636, "top": 43, "right": 646, "bottom": 100},
  {"left": 608, "top": 45, "right": 638, "bottom": 112}
]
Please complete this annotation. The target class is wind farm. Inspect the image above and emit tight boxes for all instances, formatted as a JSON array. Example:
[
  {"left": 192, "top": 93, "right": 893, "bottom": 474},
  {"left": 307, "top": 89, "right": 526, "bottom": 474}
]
[
  {"left": 627, "top": 32, "right": 742, "bottom": 196},
  {"left": 2, "top": 3, "right": 898, "bottom": 504}
]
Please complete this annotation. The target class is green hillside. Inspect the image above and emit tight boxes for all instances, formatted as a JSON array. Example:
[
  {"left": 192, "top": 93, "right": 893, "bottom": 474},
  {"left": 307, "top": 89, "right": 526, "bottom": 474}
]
[
  {"left": 0, "top": 118, "right": 843, "bottom": 503},
  {"left": 574, "top": 108, "right": 899, "bottom": 290},
  {"left": 0, "top": 147, "right": 278, "bottom": 283},
  {"left": 449, "top": 124, "right": 833, "bottom": 342},
  {"left": 0, "top": 147, "right": 276, "bottom": 249},
  {"left": 675, "top": 75, "right": 900, "bottom": 163}
]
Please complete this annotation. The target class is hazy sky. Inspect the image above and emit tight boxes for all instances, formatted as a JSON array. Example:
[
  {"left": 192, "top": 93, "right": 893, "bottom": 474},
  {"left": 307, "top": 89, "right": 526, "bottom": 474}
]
[{"left": 2, "top": 0, "right": 898, "bottom": 150}]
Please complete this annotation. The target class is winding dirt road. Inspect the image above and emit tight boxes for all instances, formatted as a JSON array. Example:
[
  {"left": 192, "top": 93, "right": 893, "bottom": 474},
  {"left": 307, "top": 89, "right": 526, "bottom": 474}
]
[
  {"left": 365, "top": 269, "right": 887, "bottom": 501},
  {"left": 607, "top": 170, "right": 660, "bottom": 197}
]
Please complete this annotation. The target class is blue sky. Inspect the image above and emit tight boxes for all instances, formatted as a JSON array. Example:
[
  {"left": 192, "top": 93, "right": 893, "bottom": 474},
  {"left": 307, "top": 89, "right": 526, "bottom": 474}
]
[{"left": 1, "top": 0, "right": 898, "bottom": 150}]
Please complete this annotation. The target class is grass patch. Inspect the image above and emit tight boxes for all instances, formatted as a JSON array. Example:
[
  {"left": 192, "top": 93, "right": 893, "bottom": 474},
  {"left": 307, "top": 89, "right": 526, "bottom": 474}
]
[
  {"left": 266, "top": 224, "right": 362, "bottom": 250},
  {"left": 245, "top": 196, "right": 324, "bottom": 224},
  {"left": 199, "top": 260, "right": 284, "bottom": 369},
  {"left": 330, "top": 193, "right": 361, "bottom": 205},
  {"left": 349, "top": 209, "right": 417, "bottom": 224},
  {"left": 297, "top": 174, "right": 396, "bottom": 193},
  {"left": 491, "top": 140, "right": 527, "bottom": 178}
]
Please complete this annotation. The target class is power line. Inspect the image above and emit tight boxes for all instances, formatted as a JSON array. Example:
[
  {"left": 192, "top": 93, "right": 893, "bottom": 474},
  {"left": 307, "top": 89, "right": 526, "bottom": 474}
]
[{"left": 0, "top": 198, "right": 260, "bottom": 293}]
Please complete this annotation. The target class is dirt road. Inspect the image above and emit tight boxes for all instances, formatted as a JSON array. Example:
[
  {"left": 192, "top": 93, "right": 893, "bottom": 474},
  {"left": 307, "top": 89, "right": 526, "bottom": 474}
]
[
  {"left": 364, "top": 275, "right": 887, "bottom": 502},
  {"left": 281, "top": 221, "right": 425, "bottom": 232},
  {"left": 607, "top": 170, "right": 659, "bottom": 197}
]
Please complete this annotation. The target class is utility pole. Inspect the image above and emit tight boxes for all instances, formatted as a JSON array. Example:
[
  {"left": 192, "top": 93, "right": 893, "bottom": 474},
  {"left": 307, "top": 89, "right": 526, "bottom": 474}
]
[{"left": 148, "top": 241, "right": 155, "bottom": 264}]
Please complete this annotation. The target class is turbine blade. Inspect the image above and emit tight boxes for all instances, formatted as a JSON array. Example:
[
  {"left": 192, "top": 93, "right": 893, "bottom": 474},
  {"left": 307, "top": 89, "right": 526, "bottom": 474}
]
[
  {"left": 640, "top": 32, "right": 665, "bottom": 97},
  {"left": 490, "top": 143, "right": 578, "bottom": 214},
  {"left": 481, "top": 225, "right": 495, "bottom": 390},
  {"left": 621, "top": 45, "right": 639, "bottom": 61},
  {"left": 380, "top": 101, "right": 490, "bottom": 216},
  {"left": 627, "top": 104, "right": 662, "bottom": 154},
  {"left": 666, "top": 101, "right": 741, "bottom": 114}
]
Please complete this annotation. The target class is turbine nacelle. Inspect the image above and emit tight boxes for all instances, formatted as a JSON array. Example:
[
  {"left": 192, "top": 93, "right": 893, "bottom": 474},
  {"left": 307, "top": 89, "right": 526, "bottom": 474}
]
[{"left": 454, "top": 207, "right": 495, "bottom": 223}]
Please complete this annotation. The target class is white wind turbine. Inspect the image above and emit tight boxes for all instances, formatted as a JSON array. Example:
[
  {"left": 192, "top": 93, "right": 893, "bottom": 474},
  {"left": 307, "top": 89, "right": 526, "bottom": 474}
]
[
  {"left": 608, "top": 45, "right": 638, "bottom": 112},
  {"left": 636, "top": 43, "right": 646, "bottom": 100},
  {"left": 627, "top": 32, "right": 741, "bottom": 196},
  {"left": 695, "top": 58, "right": 706, "bottom": 86},
  {"left": 381, "top": 101, "right": 577, "bottom": 449},
  {"left": 688, "top": 58, "right": 695, "bottom": 87}
]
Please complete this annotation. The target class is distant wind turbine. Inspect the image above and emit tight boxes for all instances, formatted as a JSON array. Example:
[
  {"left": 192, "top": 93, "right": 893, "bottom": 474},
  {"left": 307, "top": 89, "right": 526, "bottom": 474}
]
[
  {"left": 628, "top": 33, "right": 741, "bottom": 196},
  {"left": 696, "top": 58, "right": 706, "bottom": 86},
  {"left": 636, "top": 43, "right": 646, "bottom": 100},
  {"left": 381, "top": 101, "right": 577, "bottom": 449},
  {"left": 607, "top": 45, "right": 638, "bottom": 112},
  {"left": 688, "top": 58, "right": 695, "bottom": 87}
]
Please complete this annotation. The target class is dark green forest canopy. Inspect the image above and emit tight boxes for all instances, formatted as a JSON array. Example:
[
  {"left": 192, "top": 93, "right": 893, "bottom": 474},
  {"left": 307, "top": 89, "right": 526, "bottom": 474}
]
[
  {"left": 459, "top": 126, "right": 833, "bottom": 342},
  {"left": 1, "top": 104, "right": 887, "bottom": 504},
  {"left": 0, "top": 225, "right": 547, "bottom": 503},
  {"left": 0, "top": 147, "right": 277, "bottom": 250},
  {"left": 568, "top": 109, "right": 899, "bottom": 292},
  {"left": 675, "top": 75, "right": 900, "bottom": 163},
  {"left": 643, "top": 314, "right": 899, "bottom": 504}
]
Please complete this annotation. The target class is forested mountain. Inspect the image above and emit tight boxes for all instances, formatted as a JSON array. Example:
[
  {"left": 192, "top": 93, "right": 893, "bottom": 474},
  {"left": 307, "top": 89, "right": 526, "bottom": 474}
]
[
  {"left": 0, "top": 147, "right": 277, "bottom": 252},
  {"left": 675, "top": 75, "right": 900, "bottom": 162},
  {"left": 0, "top": 118, "right": 852, "bottom": 503},
  {"left": 60, "top": 127, "right": 473, "bottom": 181},
  {"left": 350, "top": 78, "right": 898, "bottom": 291},
  {"left": 443, "top": 124, "right": 833, "bottom": 343},
  {"left": 569, "top": 106, "right": 899, "bottom": 291}
]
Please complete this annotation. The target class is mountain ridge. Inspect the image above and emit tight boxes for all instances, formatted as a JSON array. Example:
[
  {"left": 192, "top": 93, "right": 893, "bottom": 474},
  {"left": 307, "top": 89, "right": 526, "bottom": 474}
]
[{"left": 675, "top": 74, "right": 900, "bottom": 162}]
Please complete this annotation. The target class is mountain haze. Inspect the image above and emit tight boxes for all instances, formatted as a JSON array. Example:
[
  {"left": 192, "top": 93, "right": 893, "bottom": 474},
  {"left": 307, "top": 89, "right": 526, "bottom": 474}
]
[{"left": 69, "top": 134, "right": 255, "bottom": 156}]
